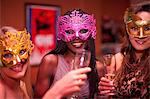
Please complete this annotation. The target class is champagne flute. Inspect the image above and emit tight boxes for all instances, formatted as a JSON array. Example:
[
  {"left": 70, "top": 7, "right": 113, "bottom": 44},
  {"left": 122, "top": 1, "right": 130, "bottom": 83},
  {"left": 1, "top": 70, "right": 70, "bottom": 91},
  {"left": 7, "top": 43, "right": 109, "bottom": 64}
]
[
  {"left": 69, "top": 49, "right": 91, "bottom": 99},
  {"left": 73, "top": 49, "right": 91, "bottom": 69},
  {"left": 102, "top": 54, "right": 116, "bottom": 96},
  {"left": 103, "top": 54, "right": 116, "bottom": 81}
]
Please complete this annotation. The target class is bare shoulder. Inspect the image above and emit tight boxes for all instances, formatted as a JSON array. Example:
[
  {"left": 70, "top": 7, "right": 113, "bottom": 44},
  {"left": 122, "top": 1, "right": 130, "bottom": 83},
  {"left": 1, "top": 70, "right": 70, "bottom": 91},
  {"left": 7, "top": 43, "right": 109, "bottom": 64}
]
[
  {"left": 96, "top": 60, "right": 103, "bottom": 70},
  {"left": 41, "top": 54, "right": 58, "bottom": 66},
  {"left": 114, "top": 52, "right": 124, "bottom": 70},
  {"left": 35, "top": 54, "right": 58, "bottom": 97},
  {"left": 96, "top": 60, "right": 105, "bottom": 77},
  {"left": 39, "top": 54, "right": 58, "bottom": 73},
  {"left": 0, "top": 80, "right": 5, "bottom": 98}
]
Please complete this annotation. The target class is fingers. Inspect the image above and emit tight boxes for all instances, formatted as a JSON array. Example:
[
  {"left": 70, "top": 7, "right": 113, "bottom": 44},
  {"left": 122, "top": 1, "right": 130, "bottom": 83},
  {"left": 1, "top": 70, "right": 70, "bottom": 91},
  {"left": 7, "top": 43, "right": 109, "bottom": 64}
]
[
  {"left": 99, "top": 85, "right": 115, "bottom": 90},
  {"left": 71, "top": 67, "right": 90, "bottom": 81},
  {"left": 100, "top": 77, "right": 111, "bottom": 83},
  {"left": 99, "top": 77, "right": 114, "bottom": 86},
  {"left": 75, "top": 74, "right": 87, "bottom": 81},
  {"left": 63, "top": 85, "right": 81, "bottom": 96},
  {"left": 99, "top": 90, "right": 110, "bottom": 95},
  {"left": 98, "top": 77, "right": 115, "bottom": 96},
  {"left": 74, "top": 79, "right": 86, "bottom": 86},
  {"left": 74, "top": 67, "right": 91, "bottom": 74}
]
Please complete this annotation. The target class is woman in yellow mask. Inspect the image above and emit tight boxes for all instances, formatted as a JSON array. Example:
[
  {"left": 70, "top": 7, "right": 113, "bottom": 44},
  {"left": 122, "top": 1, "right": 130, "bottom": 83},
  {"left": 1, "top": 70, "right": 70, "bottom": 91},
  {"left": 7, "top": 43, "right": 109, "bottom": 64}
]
[{"left": 0, "top": 26, "right": 34, "bottom": 99}]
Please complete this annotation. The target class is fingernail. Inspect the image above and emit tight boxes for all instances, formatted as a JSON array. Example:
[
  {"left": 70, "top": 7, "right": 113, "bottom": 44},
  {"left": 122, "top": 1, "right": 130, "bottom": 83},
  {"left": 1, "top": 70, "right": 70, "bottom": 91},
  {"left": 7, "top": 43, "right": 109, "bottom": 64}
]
[{"left": 87, "top": 67, "right": 91, "bottom": 71}]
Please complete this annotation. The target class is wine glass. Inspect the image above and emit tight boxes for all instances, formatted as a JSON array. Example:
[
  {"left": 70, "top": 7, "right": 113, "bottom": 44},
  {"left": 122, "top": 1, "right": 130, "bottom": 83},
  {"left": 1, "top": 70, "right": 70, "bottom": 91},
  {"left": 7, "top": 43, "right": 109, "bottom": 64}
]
[
  {"left": 102, "top": 54, "right": 116, "bottom": 81},
  {"left": 69, "top": 49, "right": 91, "bottom": 99},
  {"left": 102, "top": 54, "right": 116, "bottom": 96},
  {"left": 73, "top": 49, "right": 91, "bottom": 69}
]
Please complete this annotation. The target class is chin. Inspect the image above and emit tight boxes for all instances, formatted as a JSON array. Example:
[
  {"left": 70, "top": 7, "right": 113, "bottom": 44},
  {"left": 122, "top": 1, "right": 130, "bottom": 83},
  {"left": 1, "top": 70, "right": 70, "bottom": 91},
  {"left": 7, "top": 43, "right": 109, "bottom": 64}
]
[
  {"left": 131, "top": 41, "right": 150, "bottom": 51},
  {"left": 133, "top": 46, "right": 149, "bottom": 51},
  {"left": 10, "top": 68, "right": 27, "bottom": 79},
  {"left": 8, "top": 63, "right": 28, "bottom": 79},
  {"left": 12, "top": 73, "right": 25, "bottom": 79}
]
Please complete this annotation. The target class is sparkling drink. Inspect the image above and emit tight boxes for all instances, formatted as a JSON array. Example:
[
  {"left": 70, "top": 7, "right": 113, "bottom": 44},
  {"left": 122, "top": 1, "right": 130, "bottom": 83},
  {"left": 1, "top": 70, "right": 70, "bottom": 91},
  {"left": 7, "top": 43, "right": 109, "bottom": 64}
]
[
  {"left": 103, "top": 54, "right": 116, "bottom": 81},
  {"left": 105, "top": 73, "right": 115, "bottom": 81}
]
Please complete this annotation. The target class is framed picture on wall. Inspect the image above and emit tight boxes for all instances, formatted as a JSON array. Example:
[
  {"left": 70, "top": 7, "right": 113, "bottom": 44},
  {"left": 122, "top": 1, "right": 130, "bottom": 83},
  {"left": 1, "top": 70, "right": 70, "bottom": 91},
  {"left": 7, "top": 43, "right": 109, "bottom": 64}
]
[{"left": 26, "top": 4, "right": 61, "bottom": 65}]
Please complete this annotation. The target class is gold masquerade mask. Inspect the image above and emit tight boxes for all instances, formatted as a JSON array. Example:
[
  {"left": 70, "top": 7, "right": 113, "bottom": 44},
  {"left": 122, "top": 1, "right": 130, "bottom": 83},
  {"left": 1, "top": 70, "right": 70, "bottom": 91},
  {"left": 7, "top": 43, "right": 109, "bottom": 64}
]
[
  {"left": 0, "top": 29, "right": 34, "bottom": 67},
  {"left": 124, "top": 8, "right": 150, "bottom": 38}
]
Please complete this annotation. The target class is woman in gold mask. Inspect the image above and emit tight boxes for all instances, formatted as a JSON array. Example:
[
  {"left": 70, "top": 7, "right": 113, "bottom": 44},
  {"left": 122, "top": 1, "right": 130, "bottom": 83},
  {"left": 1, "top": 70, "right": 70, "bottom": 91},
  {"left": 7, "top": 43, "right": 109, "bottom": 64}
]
[
  {"left": 0, "top": 26, "right": 34, "bottom": 99},
  {"left": 98, "top": 4, "right": 150, "bottom": 98}
]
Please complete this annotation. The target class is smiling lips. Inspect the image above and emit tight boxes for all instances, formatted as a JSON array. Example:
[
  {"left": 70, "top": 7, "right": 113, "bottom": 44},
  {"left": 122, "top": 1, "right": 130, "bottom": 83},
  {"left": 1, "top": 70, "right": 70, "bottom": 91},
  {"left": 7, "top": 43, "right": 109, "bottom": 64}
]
[
  {"left": 10, "top": 63, "right": 23, "bottom": 72},
  {"left": 72, "top": 42, "right": 84, "bottom": 48},
  {"left": 135, "top": 38, "right": 148, "bottom": 45}
]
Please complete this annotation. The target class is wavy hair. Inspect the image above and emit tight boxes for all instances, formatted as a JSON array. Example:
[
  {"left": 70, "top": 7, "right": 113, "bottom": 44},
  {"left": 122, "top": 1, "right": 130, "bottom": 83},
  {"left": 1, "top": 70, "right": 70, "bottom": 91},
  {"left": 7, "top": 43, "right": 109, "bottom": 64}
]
[{"left": 115, "top": 4, "right": 150, "bottom": 87}]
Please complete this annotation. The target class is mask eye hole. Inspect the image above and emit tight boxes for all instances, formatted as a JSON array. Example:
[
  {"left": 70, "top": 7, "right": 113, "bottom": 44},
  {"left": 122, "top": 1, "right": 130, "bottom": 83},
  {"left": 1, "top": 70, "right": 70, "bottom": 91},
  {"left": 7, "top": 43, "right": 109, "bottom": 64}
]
[
  {"left": 3, "top": 53, "right": 13, "bottom": 59},
  {"left": 20, "top": 49, "right": 26, "bottom": 55},
  {"left": 79, "top": 29, "right": 88, "bottom": 34},
  {"left": 144, "top": 26, "right": 150, "bottom": 31},
  {"left": 129, "top": 26, "right": 138, "bottom": 31},
  {"left": 65, "top": 29, "right": 75, "bottom": 34}
]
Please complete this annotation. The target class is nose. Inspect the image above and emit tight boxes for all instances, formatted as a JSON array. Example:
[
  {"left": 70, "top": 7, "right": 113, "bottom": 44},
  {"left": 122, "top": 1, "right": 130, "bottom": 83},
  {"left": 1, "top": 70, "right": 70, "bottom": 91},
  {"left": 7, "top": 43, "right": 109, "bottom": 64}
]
[
  {"left": 13, "top": 55, "right": 21, "bottom": 65},
  {"left": 138, "top": 27, "right": 144, "bottom": 38},
  {"left": 16, "top": 55, "right": 21, "bottom": 62},
  {"left": 75, "top": 31, "right": 79, "bottom": 38}
]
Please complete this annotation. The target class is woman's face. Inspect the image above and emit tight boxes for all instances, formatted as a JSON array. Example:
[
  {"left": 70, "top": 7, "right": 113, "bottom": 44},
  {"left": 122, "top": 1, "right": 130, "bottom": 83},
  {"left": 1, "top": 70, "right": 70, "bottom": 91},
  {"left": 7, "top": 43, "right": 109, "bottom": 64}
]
[
  {"left": 128, "top": 11, "right": 150, "bottom": 51},
  {"left": 0, "top": 29, "right": 33, "bottom": 79},
  {"left": 1, "top": 60, "right": 28, "bottom": 79}
]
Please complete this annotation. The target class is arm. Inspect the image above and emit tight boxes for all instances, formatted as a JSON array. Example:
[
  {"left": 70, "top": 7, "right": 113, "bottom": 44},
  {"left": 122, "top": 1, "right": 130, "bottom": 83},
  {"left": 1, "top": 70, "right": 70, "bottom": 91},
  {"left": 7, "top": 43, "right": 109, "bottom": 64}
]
[{"left": 34, "top": 54, "right": 58, "bottom": 98}]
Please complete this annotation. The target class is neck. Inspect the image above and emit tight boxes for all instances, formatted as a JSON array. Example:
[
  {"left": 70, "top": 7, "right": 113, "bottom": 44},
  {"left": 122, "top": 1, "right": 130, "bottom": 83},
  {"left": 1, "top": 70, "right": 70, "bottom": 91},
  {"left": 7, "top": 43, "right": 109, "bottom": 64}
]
[
  {"left": 0, "top": 71, "right": 20, "bottom": 90},
  {"left": 64, "top": 50, "right": 75, "bottom": 59},
  {"left": 134, "top": 50, "right": 144, "bottom": 60},
  {"left": 64, "top": 50, "right": 76, "bottom": 66}
]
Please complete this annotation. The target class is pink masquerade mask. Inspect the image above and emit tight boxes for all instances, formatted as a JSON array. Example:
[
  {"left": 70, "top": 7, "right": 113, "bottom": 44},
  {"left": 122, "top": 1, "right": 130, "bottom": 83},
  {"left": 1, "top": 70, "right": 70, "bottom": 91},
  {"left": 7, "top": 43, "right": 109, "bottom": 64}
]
[{"left": 58, "top": 10, "right": 96, "bottom": 42}]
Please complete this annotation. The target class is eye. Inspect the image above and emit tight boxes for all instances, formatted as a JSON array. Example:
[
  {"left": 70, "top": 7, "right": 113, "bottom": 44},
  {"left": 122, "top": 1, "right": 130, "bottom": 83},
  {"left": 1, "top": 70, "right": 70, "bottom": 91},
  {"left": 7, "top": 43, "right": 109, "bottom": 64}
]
[
  {"left": 79, "top": 29, "right": 88, "bottom": 34},
  {"left": 144, "top": 26, "right": 150, "bottom": 31},
  {"left": 3, "top": 53, "right": 13, "bottom": 59},
  {"left": 130, "top": 26, "right": 138, "bottom": 31},
  {"left": 65, "top": 29, "right": 75, "bottom": 34},
  {"left": 20, "top": 49, "right": 26, "bottom": 55}
]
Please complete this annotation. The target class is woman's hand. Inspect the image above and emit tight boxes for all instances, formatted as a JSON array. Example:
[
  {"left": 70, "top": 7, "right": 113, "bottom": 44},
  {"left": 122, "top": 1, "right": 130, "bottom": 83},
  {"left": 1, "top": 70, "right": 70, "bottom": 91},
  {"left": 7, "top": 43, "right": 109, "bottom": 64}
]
[
  {"left": 98, "top": 77, "right": 115, "bottom": 96},
  {"left": 43, "top": 67, "right": 91, "bottom": 99}
]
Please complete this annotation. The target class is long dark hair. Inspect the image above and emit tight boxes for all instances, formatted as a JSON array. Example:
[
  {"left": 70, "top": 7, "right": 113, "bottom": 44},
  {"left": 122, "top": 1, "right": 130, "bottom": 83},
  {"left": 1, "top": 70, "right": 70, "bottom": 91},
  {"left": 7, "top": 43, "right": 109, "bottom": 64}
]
[{"left": 115, "top": 4, "right": 150, "bottom": 86}]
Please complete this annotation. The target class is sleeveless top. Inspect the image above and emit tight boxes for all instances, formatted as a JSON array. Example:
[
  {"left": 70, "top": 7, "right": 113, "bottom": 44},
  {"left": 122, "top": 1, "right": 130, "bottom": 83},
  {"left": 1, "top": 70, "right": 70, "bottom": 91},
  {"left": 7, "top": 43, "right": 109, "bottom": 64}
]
[{"left": 53, "top": 55, "right": 89, "bottom": 99}]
